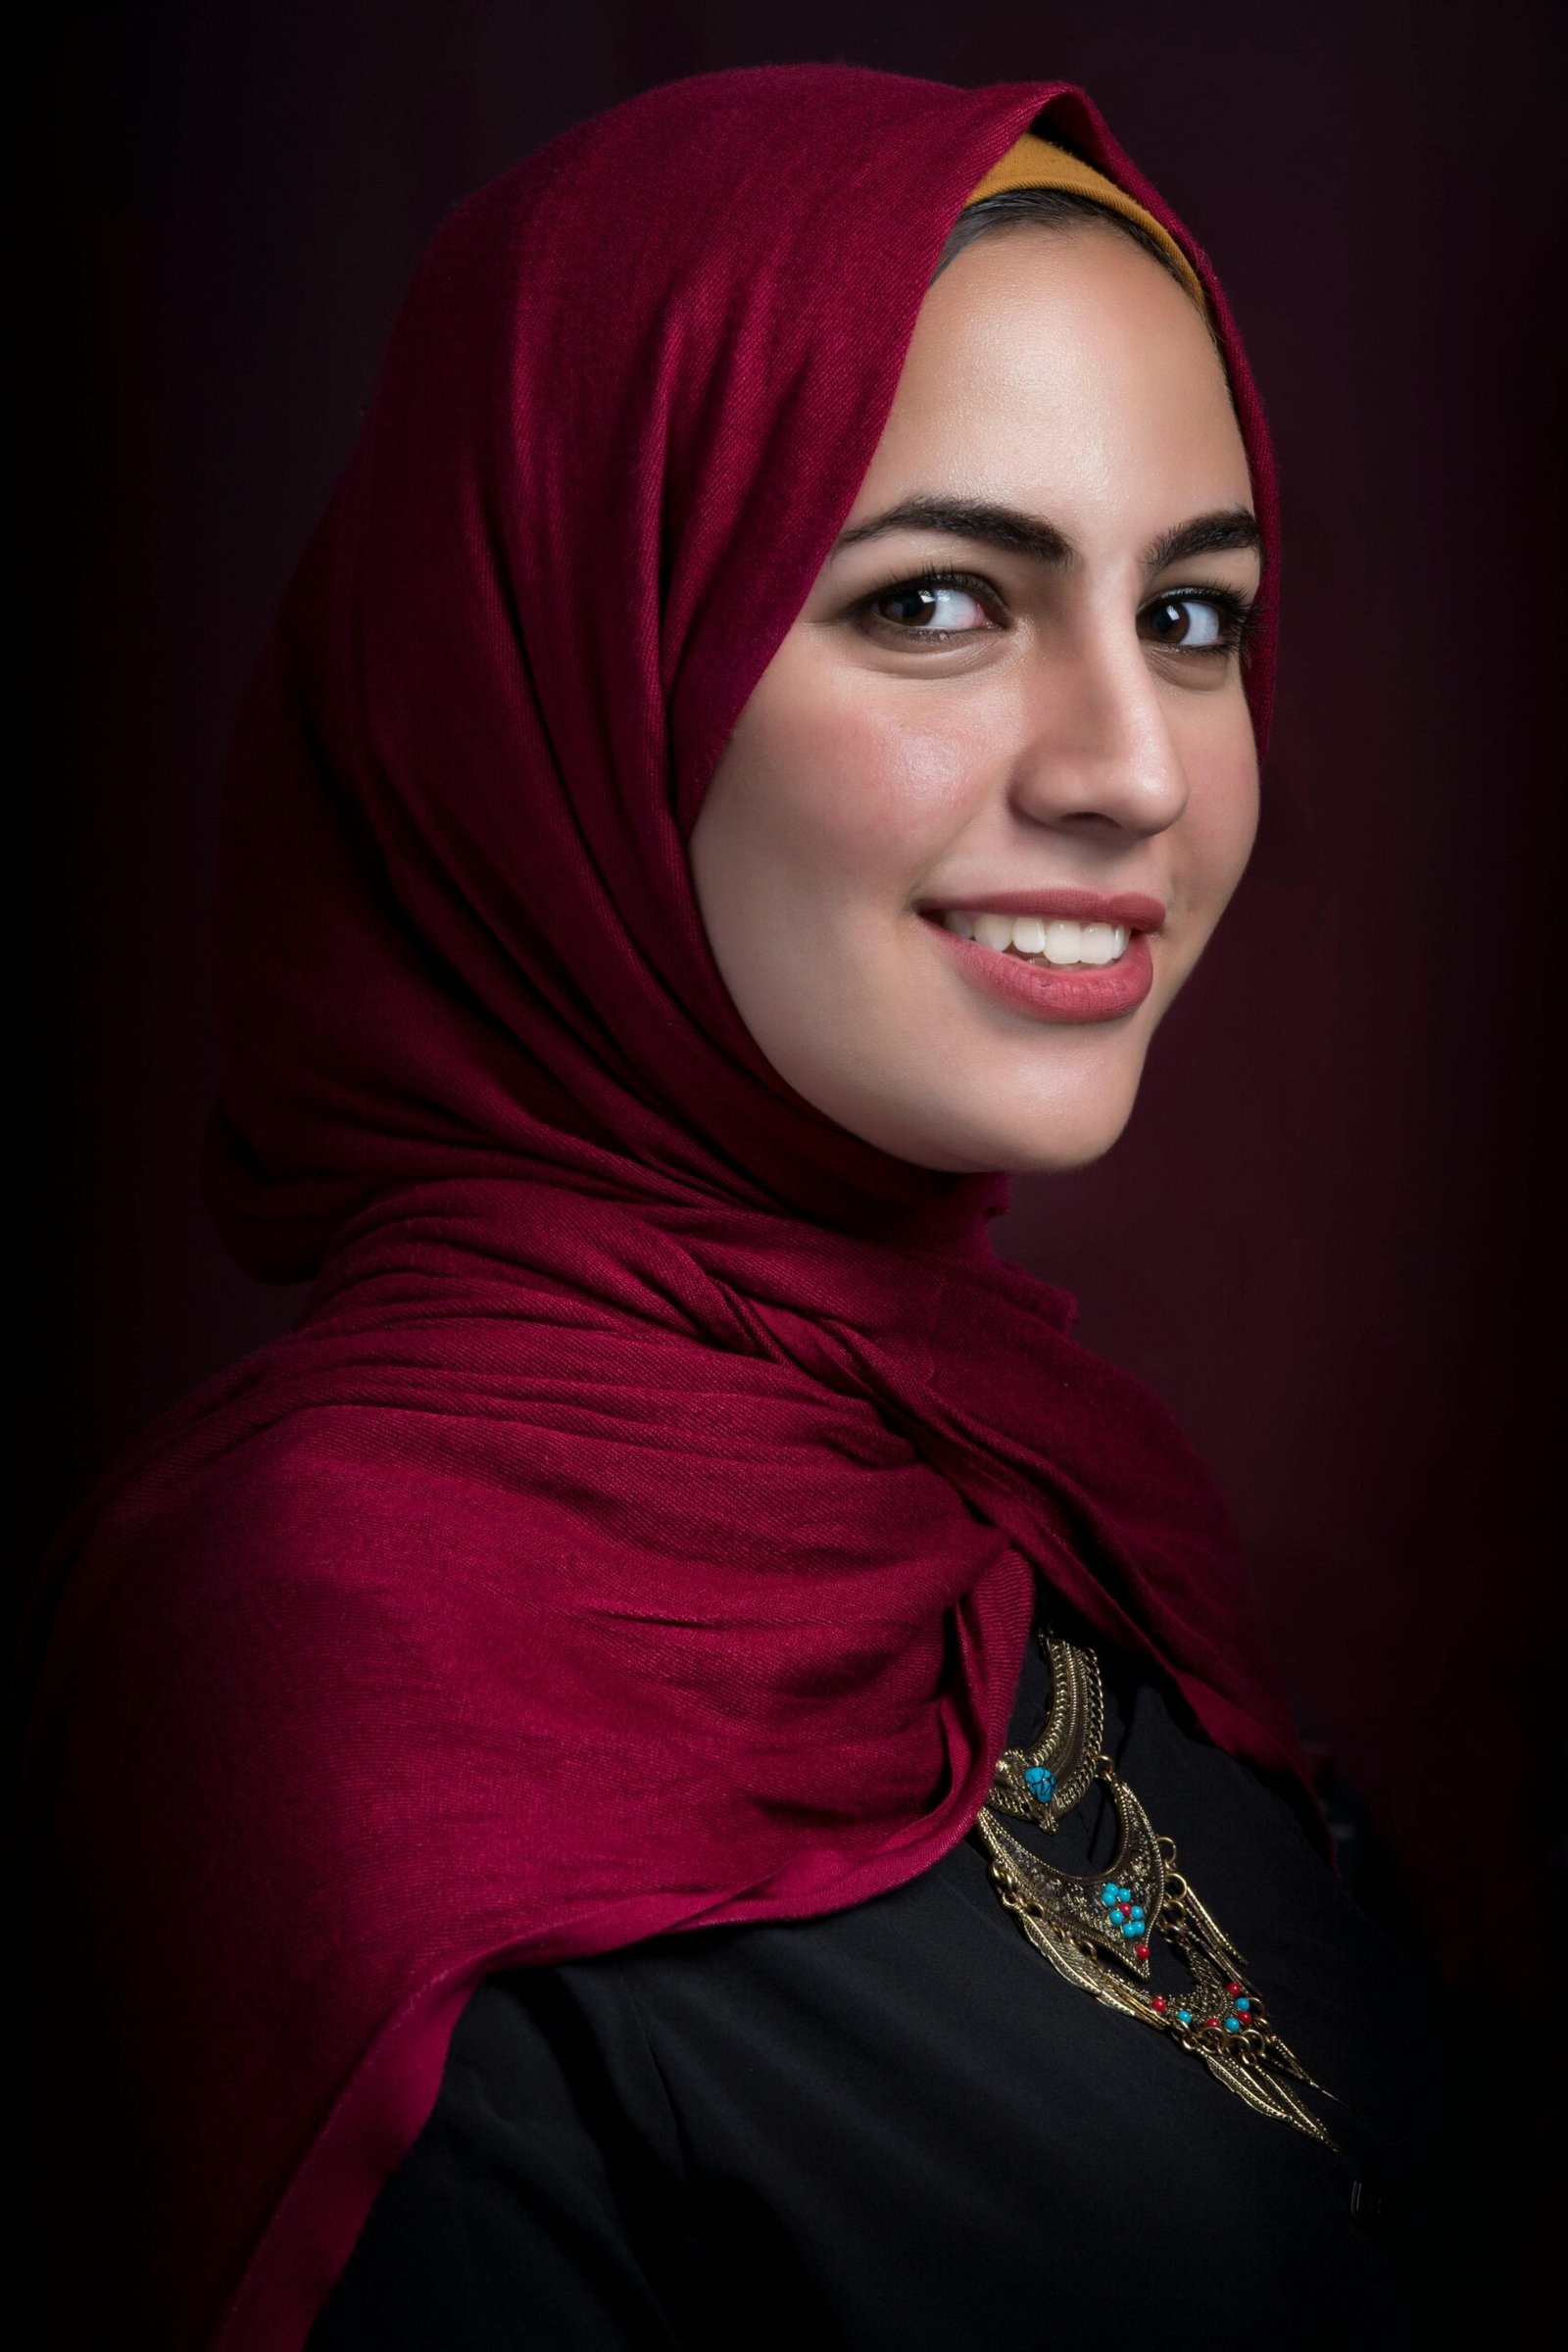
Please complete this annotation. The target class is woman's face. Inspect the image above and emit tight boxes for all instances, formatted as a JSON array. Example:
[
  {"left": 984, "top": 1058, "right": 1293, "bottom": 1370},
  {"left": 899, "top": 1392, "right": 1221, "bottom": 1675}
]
[{"left": 689, "top": 221, "right": 1262, "bottom": 1175}]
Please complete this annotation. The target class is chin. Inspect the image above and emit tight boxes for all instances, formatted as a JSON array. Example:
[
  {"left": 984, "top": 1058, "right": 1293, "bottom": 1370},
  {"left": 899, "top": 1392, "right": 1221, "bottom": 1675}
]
[
  {"left": 903, "top": 1078, "right": 1147, "bottom": 1177},
  {"left": 936, "top": 1042, "right": 1151, "bottom": 1176},
  {"left": 982, "top": 1116, "right": 1132, "bottom": 1178}
]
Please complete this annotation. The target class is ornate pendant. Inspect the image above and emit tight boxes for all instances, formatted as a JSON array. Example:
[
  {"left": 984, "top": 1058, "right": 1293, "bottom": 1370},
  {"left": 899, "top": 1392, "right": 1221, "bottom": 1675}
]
[{"left": 977, "top": 1633, "right": 1338, "bottom": 2145}]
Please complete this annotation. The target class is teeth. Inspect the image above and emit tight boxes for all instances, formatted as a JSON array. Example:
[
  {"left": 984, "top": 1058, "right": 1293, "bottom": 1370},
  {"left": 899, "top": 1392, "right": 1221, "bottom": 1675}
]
[{"left": 941, "top": 909, "right": 1132, "bottom": 966}]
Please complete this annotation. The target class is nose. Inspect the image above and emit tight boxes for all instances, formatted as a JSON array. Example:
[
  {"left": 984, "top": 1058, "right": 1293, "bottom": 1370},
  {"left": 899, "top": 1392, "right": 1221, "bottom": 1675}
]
[{"left": 1005, "top": 618, "right": 1188, "bottom": 839}]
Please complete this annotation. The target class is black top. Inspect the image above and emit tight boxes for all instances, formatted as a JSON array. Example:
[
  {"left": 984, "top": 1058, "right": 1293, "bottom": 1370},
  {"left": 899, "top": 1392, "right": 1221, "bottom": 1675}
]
[{"left": 313, "top": 1609, "right": 1513, "bottom": 2349}]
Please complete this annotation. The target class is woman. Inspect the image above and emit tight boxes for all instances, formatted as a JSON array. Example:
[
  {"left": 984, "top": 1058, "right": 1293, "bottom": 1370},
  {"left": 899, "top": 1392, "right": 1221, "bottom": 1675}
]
[{"left": 21, "top": 64, "right": 1504, "bottom": 2351}]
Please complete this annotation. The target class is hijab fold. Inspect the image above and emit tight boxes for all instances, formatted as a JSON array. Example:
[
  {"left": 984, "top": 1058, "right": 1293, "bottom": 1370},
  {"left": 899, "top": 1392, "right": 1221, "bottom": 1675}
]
[{"left": 21, "top": 66, "right": 1302, "bottom": 2352}]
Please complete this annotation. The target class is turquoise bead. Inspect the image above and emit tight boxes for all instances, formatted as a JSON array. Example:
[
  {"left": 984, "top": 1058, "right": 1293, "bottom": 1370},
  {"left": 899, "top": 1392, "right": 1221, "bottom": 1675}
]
[
  {"left": 1121, "top": 1922, "right": 1140, "bottom": 1939},
  {"left": 1176, "top": 2009, "right": 1193, "bottom": 2027},
  {"left": 1225, "top": 2018, "right": 1241, "bottom": 2033},
  {"left": 1235, "top": 1997, "right": 1250, "bottom": 2012}
]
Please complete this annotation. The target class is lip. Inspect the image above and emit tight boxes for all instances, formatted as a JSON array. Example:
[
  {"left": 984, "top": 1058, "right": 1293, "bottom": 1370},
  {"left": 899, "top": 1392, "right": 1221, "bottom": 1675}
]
[
  {"left": 922, "top": 916, "right": 1156, "bottom": 1026},
  {"left": 918, "top": 887, "right": 1166, "bottom": 931}
]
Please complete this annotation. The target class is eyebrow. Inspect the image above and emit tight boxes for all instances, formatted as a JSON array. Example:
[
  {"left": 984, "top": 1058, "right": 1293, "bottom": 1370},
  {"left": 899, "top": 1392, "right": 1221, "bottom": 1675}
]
[{"left": 833, "top": 497, "right": 1261, "bottom": 574}]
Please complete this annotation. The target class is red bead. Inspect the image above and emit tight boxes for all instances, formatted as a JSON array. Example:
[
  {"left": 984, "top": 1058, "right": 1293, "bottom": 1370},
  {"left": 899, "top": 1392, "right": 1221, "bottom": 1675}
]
[
  {"left": 1225, "top": 1981, "right": 1242, "bottom": 1997},
  {"left": 1115, "top": 1902, "right": 1132, "bottom": 1917},
  {"left": 1203, "top": 2016, "right": 1220, "bottom": 2030},
  {"left": 1152, "top": 1995, "right": 1167, "bottom": 2011},
  {"left": 1135, "top": 1943, "right": 1150, "bottom": 1959}
]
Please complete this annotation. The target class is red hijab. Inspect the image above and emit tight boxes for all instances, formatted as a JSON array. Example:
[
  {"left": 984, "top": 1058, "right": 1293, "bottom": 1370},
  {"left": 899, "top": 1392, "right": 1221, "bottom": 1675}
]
[{"left": 23, "top": 65, "right": 1303, "bottom": 2352}]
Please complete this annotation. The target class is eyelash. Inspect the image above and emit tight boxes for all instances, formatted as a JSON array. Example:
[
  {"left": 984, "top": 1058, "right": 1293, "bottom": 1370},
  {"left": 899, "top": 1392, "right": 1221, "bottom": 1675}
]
[
  {"left": 1152, "top": 575, "right": 1263, "bottom": 658},
  {"left": 854, "top": 565, "right": 1262, "bottom": 658}
]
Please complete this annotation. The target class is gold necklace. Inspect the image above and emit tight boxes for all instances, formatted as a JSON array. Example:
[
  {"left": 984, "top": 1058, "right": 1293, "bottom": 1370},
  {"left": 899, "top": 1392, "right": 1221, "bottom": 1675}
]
[{"left": 975, "top": 1631, "right": 1338, "bottom": 2144}]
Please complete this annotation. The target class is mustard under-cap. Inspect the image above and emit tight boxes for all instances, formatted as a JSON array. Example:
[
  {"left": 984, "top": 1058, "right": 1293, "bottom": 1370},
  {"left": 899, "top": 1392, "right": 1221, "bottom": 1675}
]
[{"left": 965, "top": 131, "right": 1206, "bottom": 310}]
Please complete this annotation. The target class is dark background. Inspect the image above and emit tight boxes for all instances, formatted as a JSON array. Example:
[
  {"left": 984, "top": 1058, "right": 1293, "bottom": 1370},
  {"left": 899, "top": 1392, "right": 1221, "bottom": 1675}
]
[{"left": 14, "top": 0, "right": 1563, "bottom": 2038}]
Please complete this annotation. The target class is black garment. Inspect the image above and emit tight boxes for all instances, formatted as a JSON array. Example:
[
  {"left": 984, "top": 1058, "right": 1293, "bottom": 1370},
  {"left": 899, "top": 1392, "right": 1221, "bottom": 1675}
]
[{"left": 314, "top": 1616, "right": 1510, "bottom": 2349}]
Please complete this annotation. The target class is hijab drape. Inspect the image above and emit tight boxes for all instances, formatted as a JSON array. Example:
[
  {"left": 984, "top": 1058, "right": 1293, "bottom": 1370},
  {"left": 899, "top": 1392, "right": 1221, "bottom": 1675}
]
[{"left": 21, "top": 65, "right": 1302, "bottom": 2352}]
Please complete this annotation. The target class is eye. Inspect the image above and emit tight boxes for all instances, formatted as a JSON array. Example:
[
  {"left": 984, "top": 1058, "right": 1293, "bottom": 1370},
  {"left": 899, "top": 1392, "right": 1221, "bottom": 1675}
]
[
  {"left": 860, "top": 570, "right": 1001, "bottom": 641},
  {"left": 1138, "top": 587, "right": 1253, "bottom": 656}
]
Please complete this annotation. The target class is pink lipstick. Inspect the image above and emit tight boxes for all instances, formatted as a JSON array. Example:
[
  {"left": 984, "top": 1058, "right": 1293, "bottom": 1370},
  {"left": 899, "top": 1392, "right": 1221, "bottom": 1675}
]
[{"left": 917, "top": 888, "right": 1163, "bottom": 1026}]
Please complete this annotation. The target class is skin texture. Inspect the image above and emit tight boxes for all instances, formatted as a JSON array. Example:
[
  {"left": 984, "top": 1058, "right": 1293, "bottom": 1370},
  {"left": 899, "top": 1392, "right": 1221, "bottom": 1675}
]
[{"left": 689, "top": 222, "right": 1263, "bottom": 1175}]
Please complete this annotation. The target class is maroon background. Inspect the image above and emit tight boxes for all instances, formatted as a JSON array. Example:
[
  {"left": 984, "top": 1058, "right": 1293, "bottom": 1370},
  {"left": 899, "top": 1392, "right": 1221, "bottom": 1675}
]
[{"left": 15, "top": 0, "right": 1563, "bottom": 2023}]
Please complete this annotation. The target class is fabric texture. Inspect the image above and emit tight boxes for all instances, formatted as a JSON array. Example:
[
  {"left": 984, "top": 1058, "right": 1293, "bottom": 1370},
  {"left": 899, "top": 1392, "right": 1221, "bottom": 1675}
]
[{"left": 22, "top": 63, "right": 1296, "bottom": 2352}]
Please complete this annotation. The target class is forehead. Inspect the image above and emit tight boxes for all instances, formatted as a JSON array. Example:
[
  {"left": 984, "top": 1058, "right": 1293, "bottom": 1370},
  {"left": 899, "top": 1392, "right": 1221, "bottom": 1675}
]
[{"left": 848, "top": 223, "right": 1251, "bottom": 534}]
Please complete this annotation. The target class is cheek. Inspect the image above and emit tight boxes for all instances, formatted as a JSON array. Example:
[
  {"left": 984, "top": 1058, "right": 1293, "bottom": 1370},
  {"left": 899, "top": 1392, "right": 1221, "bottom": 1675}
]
[
  {"left": 1180, "top": 714, "right": 1260, "bottom": 913},
  {"left": 729, "top": 656, "right": 1000, "bottom": 893}
]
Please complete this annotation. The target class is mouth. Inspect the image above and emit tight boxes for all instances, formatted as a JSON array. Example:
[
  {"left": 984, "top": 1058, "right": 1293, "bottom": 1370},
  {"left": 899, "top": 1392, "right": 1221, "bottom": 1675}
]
[
  {"left": 918, "top": 895, "right": 1161, "bottom": 1026},
  {"left": 935, "top": 909, "right": 1135, "bottom": 967}
]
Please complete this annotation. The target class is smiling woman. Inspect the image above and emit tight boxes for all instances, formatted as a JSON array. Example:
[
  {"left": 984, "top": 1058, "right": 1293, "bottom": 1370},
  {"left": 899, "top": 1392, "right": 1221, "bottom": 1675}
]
[
  {"left": 693, "top": 207, "right": 1264, "bottom": 1173},
  {"left": 20, "top": 65, "right": 1507, "bottom": 2352}
]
